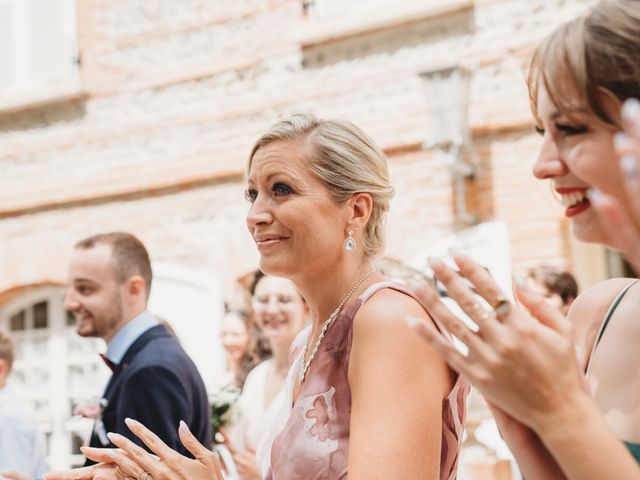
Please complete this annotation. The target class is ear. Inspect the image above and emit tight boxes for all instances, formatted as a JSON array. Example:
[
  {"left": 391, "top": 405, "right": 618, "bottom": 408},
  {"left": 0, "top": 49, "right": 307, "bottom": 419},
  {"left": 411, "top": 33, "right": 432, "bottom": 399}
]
[
  {"left": 127, "top": 275, "right": 146, "bottom": 298},
  {"left": 347, "top": 192, "right": 373, "bottom": 234}
]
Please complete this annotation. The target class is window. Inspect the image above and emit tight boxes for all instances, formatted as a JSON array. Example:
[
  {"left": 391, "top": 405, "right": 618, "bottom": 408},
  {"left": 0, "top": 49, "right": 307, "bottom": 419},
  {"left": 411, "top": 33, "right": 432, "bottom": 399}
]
[
  {"left": 0, "top": 287, "right": 108, "bottom": 469},
  {"left": 0, "top": 0, "right": 79, "bottom": 108}
]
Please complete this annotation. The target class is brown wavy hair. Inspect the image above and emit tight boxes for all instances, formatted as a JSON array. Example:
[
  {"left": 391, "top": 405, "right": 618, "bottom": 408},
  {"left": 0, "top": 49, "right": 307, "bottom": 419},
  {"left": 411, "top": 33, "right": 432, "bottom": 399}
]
[{"left": 528, "top": 0, "right": 640, "bottom": 128}]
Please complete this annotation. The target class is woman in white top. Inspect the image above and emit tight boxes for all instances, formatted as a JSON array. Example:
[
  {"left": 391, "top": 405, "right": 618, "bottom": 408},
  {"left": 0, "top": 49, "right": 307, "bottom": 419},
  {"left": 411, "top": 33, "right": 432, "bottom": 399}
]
[{"left": 226, "top": 272, "right": 308, "bottom": 479}]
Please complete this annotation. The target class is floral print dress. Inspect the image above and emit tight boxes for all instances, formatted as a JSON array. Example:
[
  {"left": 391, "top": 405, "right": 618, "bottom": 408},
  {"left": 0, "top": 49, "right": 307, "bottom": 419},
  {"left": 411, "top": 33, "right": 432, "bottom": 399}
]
[{"left": 256, "top": 281, "right": 470, "bottom": 480}]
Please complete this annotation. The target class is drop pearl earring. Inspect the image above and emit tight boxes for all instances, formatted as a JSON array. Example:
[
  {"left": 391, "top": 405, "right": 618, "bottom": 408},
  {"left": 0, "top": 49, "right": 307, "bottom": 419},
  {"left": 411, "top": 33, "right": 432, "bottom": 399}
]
[{"left": 344, "top": 229, "right": 356, "bottom": 252}]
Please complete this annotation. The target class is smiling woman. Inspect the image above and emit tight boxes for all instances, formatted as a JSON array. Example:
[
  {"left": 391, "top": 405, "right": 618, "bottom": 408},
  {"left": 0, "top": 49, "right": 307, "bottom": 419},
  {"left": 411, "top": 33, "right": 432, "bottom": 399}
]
[
  {"left": 406, "top": 1, "right": 640, "bottom": 479},
  {"left": 44, "top": 114, "right": 470, "bottom": 480}
]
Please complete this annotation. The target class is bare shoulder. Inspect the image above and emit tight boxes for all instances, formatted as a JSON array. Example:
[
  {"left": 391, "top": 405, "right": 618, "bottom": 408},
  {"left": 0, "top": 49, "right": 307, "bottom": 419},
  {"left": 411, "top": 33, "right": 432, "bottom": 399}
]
[
  {"left": 353, "top": 286, "right": 430, "bottom": 331},
  {"left": 569, "top": 277, "right": 637, "bottom": 365},
  {"left": 349, "top": 286, "right": 453, "bottom": 398}
]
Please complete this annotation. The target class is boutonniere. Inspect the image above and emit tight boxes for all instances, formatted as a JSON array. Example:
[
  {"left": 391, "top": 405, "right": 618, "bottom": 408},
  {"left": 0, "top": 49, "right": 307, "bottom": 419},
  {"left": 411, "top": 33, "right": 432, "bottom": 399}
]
[{"left": 94, "top": 398, "right": 110, "bottom": 446}]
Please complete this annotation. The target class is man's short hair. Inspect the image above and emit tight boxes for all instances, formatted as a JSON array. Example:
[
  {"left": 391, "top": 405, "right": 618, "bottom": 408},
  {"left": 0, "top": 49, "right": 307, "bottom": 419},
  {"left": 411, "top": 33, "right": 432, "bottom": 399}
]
[
  {"left": 0, "top": 329, "right": 14, "bottom": 372},
  {"left": 75, "top": 232, "right": 153, "bottom": 297}
]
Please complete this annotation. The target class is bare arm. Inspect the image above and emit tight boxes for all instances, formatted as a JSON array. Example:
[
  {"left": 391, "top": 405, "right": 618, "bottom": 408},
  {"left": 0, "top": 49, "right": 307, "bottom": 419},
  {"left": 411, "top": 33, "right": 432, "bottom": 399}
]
[
  {"left": 348, "top": 289, "right": 454, "bottom": 480},
  {"left": 488, "top": 405, "right": 566, "bottom": 479}
]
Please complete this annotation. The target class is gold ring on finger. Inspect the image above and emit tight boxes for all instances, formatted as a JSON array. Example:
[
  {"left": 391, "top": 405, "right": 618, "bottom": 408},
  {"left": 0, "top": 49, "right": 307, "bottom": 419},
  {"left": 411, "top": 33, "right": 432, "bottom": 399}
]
[{"left": 490, "top": 295, "right": 511, "bottom": 318}]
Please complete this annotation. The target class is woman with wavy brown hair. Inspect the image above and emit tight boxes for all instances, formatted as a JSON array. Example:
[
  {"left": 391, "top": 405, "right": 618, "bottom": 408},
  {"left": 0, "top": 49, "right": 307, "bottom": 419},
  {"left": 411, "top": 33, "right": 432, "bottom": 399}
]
[{"left": 407, "top": 1, "right": 640, "bottom": 478}]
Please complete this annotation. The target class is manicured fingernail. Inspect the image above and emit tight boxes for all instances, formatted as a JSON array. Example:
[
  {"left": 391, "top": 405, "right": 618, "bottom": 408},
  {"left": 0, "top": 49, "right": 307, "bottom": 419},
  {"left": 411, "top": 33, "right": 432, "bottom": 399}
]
[
  {"left": 107, "top": 449, "right": 116, "bottom": 458},
  {"left": 124, "top": 417, "right": 137, "bottom": 427},
  {"left": 107, "top": 432, "right": 122, "bottom": 442},
  {"left": 428, "top": 259, "right": 445, "bottom": 270},
  {"left": 587, "top": 187, "right": 602, "bottom": 204},
  {"left": 622, "top": 98, "right": 640, "bottom": 124},
  {"left": 614, "top": 132, "right": 630, "bottom": 150},
  {"left": 621, "top": 153, "right": 639, "bottom": 182},
  {"left": 179, "top": 420, "right": 187, "bottom": 430}
]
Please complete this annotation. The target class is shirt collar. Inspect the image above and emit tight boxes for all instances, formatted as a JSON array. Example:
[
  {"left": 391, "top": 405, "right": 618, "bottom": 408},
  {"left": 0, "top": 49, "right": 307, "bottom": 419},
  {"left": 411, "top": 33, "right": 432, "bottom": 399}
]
[{"left": 105, "top": 310, "right": 158, "bottom": 365}]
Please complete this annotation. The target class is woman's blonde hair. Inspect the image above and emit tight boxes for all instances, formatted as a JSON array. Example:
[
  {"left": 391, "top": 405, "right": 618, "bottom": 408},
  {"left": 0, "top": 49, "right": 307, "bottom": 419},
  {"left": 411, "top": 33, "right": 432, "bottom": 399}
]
[
  {"left": 248, "top": 114, "right": 395, "bottom": 257},
  {"left": 528, "top": 0, "right": 640, "bottom": 127}
]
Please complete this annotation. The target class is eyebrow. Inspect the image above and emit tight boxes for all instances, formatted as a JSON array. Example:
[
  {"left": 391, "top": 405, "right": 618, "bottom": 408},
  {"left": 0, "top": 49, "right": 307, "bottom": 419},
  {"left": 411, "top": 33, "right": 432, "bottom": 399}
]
[{"left": 549, "top": 107, "right": 588, "bottom": 120}]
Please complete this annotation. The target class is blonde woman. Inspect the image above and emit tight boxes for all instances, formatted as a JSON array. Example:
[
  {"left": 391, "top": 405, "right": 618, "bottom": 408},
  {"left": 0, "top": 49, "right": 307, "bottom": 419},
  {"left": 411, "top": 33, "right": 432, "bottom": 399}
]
[{"left": 46, "top": 115, "right": 469, "bottom": 480}]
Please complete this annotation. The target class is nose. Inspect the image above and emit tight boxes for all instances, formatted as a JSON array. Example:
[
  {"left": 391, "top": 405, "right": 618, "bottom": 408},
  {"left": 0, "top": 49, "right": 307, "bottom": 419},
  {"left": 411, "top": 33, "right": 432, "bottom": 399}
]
[
  {"left": 532, "top": 133, "right": 568, "bottom": 180},
  {"left": 246, "top": 193, "right": 273, "bottom": 233},
  {"left": 265, "top": 297, "right": 279, "bottom": 314},
  {"left": 63, "top": 288, "right": 79, "bottom": 312}
]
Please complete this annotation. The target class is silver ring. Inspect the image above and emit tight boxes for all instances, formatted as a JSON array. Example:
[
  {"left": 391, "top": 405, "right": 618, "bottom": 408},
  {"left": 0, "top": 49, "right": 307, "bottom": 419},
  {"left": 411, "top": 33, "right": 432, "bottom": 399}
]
[{"left": 138, "top": 472, "right": 151, "bottom": 480}]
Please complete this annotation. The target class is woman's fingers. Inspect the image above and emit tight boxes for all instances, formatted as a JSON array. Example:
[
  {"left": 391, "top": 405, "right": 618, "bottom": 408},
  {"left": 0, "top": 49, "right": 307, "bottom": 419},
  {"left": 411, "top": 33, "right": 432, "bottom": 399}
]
[
  {"left": 621, "top": 98, "right": 640, "bottom": 137},
  {"left": 106, "top": 431, "right": 165, "bottom": 477},
  {"left": 122, "top": 418, "right": 181, "bottom": 465},
  {"left": 178, "top": 421, "right": 223, "bottom": 476},
  {"left": 450, "top": 255, "right": 511, "bottom": 317},
  {"left": 80, "top": 447, "right": 121, "bottom": 465},
  {"left": 514, "top": 281, "right": 570, "bottom": 336},
  {"left": 429, "top": 259, "right": 502, "bottom": 340},
  {"left": 81, "top": 447, "right": 148, "bottom": 480},
  {"left": 411, "top": 281, "right": 493, "bottom": 357},
  {"left": 43, "top": 465, "right": 98, "bottom": 480}
]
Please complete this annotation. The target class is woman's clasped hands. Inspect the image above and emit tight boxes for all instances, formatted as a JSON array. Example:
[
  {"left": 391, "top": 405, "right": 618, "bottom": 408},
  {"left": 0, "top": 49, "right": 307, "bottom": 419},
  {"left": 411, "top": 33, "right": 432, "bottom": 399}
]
[
  {"left": 406, "top": 254, "right": 590, "bottom": 433},
  {"left": 44, "top": 418, "right": 223, "bottom": 480}
]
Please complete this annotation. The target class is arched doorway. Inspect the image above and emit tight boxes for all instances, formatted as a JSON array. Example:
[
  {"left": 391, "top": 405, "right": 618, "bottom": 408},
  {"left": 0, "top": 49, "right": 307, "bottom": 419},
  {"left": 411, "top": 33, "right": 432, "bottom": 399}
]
[{"left": 0, "top": 286, "right": 109, "bottom": 469}]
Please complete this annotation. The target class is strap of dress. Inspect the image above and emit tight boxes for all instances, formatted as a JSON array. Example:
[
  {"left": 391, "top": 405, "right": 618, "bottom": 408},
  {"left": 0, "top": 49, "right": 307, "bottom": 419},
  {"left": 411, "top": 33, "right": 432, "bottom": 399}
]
[
  {"left": 585, "top": 279, "right": 639, "bottom": 374},
  {"left": 346, "top": 280, "right": 455, "bottom": 342}
]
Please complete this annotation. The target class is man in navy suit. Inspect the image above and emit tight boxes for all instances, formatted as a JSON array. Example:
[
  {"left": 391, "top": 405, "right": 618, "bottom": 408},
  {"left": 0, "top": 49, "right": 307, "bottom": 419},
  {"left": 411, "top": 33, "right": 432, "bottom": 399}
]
[{"left": 64, "top": 232, "right": 212, "bottom": 465}]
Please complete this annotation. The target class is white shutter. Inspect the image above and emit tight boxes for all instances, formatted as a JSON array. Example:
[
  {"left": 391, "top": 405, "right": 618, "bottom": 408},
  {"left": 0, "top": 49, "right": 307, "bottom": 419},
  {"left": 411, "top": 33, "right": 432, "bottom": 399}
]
[
  {"left": 0, "top": 1, "right": 15, "bottom": 89},
  {"left": 28, "top": 0, "right": 75, "bottom": 87}
]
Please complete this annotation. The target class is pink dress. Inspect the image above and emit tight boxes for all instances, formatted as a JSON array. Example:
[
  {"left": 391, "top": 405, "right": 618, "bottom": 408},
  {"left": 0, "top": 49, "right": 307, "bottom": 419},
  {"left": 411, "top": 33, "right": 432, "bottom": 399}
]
[{"left": 257, "top": 281, "right": 470, "bottom": 479}]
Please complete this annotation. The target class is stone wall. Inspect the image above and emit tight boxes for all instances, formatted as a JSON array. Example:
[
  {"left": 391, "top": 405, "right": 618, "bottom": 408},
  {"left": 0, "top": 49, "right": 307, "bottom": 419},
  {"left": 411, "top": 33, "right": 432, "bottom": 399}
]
[{"left": 0, "top": 0, "right": 596, "bottom": 299}]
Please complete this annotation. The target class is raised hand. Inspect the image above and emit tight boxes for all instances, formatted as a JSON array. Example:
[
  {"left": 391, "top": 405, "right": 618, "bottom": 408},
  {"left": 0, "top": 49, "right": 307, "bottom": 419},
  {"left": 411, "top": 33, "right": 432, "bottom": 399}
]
[
  {"left": 406, "top": 254, "right": 588, "bottom": 431},
  {"left": 95, "top": 418, "right": 223, "bottom": 480}
]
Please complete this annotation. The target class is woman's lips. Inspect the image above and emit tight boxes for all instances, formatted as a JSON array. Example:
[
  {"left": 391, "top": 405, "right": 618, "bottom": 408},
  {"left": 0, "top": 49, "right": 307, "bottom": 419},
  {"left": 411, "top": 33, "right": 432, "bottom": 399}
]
[
  {"left": 256, "top": 238, "right": 287, "bottom": 250},
  {"left": 556, "top": 187, "right": 590, "bottom": 218},
  {"left": 565, "top": 199, "right": 591, "bottom": 217}
]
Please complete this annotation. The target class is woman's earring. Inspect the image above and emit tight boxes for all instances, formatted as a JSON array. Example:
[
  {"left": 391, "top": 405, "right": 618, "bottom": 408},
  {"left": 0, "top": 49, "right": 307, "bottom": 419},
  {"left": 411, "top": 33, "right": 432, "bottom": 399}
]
[{"left": 344, "top": 229, "right": 356, "bottom": 252}]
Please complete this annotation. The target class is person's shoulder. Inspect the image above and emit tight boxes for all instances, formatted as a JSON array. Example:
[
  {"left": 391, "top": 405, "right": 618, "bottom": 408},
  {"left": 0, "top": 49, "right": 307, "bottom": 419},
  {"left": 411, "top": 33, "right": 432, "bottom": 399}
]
[
  {"left": 569, "top": 277, "right": 637, "bottom": 362},
  {"left": 569, "top": 277, "right": 637, "bottom": 326},
  {"left": 355, "top": 282, "right": 426, "bottom": 330}
]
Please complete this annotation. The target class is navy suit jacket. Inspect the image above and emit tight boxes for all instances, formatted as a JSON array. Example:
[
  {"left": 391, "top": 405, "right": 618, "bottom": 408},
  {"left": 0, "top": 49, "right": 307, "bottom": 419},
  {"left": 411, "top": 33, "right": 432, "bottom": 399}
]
[{"left": 86, "top": 324, "right": 212, "bottom": 464}]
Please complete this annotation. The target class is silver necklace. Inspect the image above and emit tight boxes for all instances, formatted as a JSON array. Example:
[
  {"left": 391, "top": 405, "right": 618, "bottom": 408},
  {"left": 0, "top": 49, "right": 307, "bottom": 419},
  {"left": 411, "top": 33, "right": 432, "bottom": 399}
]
[{"left": 298, "top": 269, "right": 377, "bottom": 385}]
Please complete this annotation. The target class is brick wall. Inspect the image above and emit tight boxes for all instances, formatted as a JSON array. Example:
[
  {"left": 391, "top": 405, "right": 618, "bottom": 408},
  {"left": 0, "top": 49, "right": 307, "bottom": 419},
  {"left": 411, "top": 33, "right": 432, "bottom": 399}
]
[{"left": 0, "top": 0, "right": 596, "bottom": 299}]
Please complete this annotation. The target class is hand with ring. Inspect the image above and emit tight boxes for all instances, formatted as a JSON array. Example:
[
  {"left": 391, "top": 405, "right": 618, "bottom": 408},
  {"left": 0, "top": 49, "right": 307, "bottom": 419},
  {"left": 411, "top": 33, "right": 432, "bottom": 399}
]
[
  {"left": 44, "top": 419, "right": 224, "bottom": 480},
  {"left": 406, "top": 253, "right": 590, "bottom": 432}
]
